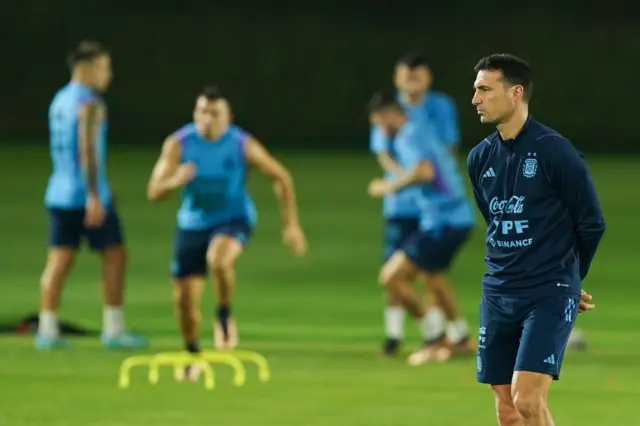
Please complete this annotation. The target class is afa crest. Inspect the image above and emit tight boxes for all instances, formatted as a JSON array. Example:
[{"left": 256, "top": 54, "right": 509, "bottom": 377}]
[{"left": 523, "top": 154, "right": 538, "bottom": 178}]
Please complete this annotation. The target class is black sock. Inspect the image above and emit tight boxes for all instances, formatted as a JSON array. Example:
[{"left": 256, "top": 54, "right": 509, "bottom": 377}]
[
  {"left": 216, "top": 305, "right": 231, "bottom": 338},
  {"left": 186, "top": 342, "right": 200, "bottom": 354}
]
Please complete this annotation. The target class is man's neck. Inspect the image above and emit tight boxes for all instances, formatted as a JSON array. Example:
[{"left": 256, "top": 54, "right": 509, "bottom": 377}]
[
  {"left": 198, "top": 126, "right": 227, "bottom": 142},
  {"left": 71, "top": 73, "right": 92, "bottom": 90},
  {"left": 400, "top": 91, "right": 426, "bottom": 106},
  {"left": 497, "top": 107, "right": 529, "bottom": 140}
]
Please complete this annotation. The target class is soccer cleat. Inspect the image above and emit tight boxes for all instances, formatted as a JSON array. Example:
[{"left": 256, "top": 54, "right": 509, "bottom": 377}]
[
  {"left": 101, "top": 330, "right": 148, "bottom": 349},
  {"left": 214, "top": 318, "right": 238, "bottom": 350},
  {"left": 407, "top": 336, "right": 449, "bottom": 366},
  {"left": 432, "top": 337, "right": 476, "bottom": 362},
  {"left": 35, "top": 334, "right": 71, "bottom": 350},
  {"left": 381, "top": 338, "right": 402, "bottom": 357},
  {"left": 407, "top": 345, "right": 440, "bottom": 366}
]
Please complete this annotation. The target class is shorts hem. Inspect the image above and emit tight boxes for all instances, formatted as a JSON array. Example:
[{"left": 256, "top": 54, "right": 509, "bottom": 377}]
[
  {"left": 477, "top": 378, "right": 513, "bottom": 386},
  {"left": 172, "top": 272, "right": 207, "bottom": 279},
  {"left": 513, "top": 368, "right": 560, "bottom": 381}
]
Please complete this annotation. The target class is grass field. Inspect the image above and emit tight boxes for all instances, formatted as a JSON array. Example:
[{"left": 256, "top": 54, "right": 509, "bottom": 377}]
[{"left": 1, "top": 146, "right": 639, "bottom": 425}]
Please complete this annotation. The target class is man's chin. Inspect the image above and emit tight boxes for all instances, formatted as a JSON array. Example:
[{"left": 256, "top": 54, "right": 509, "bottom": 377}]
[{"left": 479, "top": 115, "right": 496, "bottom": 124}]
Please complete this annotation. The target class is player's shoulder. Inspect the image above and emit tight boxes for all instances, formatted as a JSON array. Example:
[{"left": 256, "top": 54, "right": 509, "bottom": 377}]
[
  {"left": 50, "top": 83, "right": 96, "bottom": 109},
  {"left": 467, "top": 131, "right": 499, "bottom": 166},
  {"left": 168, "top": 123, "right": 197, "bottom": 152},
  {"left": 172, "top": 123, "right": 197, "bottom": 140},
  {"left": 227, "top": 124, "right": 252, "bottom": 142},
  {"left": 429, "top": 90, "right": 455, "bottom": 106},
  {"left": 528, "top": 118, "right": 582, "bottom": 159}
]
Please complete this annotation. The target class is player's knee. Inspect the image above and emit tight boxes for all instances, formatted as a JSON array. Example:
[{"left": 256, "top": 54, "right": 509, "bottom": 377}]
[
  {"left": 491, "top": 386, "right": 520, "bottom": 426},
  {"left": 207, "top": 253, "right": 235, "bottom": 278},
  {"left": 422, "top": 272, "right": 445, "bottom": 290},
  {"left": 512, "top": 387, "right": 545, "bottom": 419},
  {"left": 41, "top": 249, "right": 75, "bottom": 287},
  {"left": 102, "top": 245, "right": 127, "bottom": 267},
  {"left": 379, "top": 262, "right": 401, "bottom": 287},
  {"left": 495, "top": 402, "right": 520, "bottom": 426}
]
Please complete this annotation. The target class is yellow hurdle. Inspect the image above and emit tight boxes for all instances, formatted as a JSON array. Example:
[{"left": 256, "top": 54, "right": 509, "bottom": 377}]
[
  {"left": 148, "top": 352, "right": 215, "bottom": 389},
  {"left": 207, "top": 350, "right": 271, "bottom": 382},
  {"left": 117, "top": 349, "right": 270, "bottom": 390}
]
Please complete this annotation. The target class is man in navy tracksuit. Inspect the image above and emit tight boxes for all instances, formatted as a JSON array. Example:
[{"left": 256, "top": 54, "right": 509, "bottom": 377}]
[{"left": 467, "top": 54, "right": 606, "bottom": 426}]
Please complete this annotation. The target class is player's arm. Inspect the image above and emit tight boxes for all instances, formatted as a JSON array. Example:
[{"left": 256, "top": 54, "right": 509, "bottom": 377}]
[
  {"left": 547, "top": 137, "right": 606, "bottom": 280},
  {"left": 78, "top": 100, "right": 104, "bottom": 197},
  {"left": 370, "top": 125, "right": 399, "bottom": 173},
  {"left": 466, "top": 150, "right": 490, "bottom": 225},
  {"left": 245, "top": 137, "right": 300, "bottom": 227},
  {"left": 383, "top": 160, "right": 435, "bottom": 193},
  {"left": 368, "top": 139, "right": 436, "bottom": 197},
  {"left": 147, "top": 136, "right": 188, "bottom": 202},
  {"left": 376, "top": 152, "right": 401, "bottom": 174}
]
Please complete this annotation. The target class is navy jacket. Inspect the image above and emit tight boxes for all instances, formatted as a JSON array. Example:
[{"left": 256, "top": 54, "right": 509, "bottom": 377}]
[{"left": 467, "top": 115, "right": 606, "bottom": 298}]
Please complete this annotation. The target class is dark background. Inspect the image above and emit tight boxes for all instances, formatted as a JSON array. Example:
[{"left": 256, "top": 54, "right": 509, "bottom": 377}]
[{"left": 2, "top": 1, "right": 638, "bottom": 152}]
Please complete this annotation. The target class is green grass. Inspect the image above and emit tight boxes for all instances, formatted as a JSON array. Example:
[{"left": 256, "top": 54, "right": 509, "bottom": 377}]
[{"left": 1, "top": 146, "right": 638, "bottom": 425}]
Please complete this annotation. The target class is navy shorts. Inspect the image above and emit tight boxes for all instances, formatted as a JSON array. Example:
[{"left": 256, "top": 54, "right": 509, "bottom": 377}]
[
  {"left": 383, "top": 217, "right": 420, "bottom": 261},
  {"left": 171, "top": 219, "right": 253, "bottom": 278},
  {"left": 401, "top": 226, "right": 471, "bottom": 272},
  {"left": 47, "top": 207, "right": 124, "bottom": 251},
  {"left": 477, "top": 294, "right": 579, "bottom": 385}
]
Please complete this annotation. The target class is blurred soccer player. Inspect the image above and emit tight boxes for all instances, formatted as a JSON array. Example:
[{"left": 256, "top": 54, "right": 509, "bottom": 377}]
[
  {"left": 147, "top": 86, "right": 306, "bottom": 380},
  {"left": 468, "top": 54, "right": 605, "bottom": 425},
  {"left": 37, "top": 41, "right": 147, "bottom": 350},
  {"left": 371, "top": 51, "right": 472, "bottom": 358},
  {"left": 367, "top": 91, "right": 475, "bottom": 365}
]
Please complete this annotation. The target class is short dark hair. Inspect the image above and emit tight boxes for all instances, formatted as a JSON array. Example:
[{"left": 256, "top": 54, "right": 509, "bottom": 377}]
[
  {"left": 397, "top": 50, "right": 430, "bottom": 69},
  {"left": 367, "top": 90, "right": 404, "bottom": 114},
  {"left": 199, "top": 85, "right": 226, "bottom": 102},
  {"left": 67, "top": 41, "right": 109, "bottom": 69},
  {"left": 474, "top": 53, "right": 533, "bottom": 102}
]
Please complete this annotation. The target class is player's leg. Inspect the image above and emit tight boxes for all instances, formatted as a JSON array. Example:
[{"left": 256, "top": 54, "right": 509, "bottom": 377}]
[
  {"left": 413, "top": 273, "right": 449, "bottom": 356},
  {"left": 379, "top": 251, "right": 436, "bottom": 353},
  {"left": 36, "top": 209, "right": 82, "bottom": 349},
  {"left": 493, "top": 385, "right": 524, "bottom": 426},
  {"left": 511, "top": 296, "right": 579, "bottom": 425},
  {"left": 511, "top": 372, "right": 554, "bottom": 426},
  {"left": 405, "top": 227, "right": 473, "bottom": 364},
  {"left": 380, "top": 218, "right": 411, "bottom": 355},
  {"left": 206, "top": 220, "right": 252, "bottom": 349},
  {"left": 382, "top": 289, "right": 405, "bottom": 355},
  {"left": 173, "top": 276, "right": 205, "bottom": 381},
  {"left": 88, "top": 207, "right": 146, "bottom": 348},
  {"left": 428, "top": 226, "right": 475, "bottom": 359},
  {"left": 422, "top": 272, "right": 466, "bottom": 338},
  {"left": 477, "top": 294, "right": 524, "bottom": 425},
  {"left": 170, "top": 227, "right": 210, "bottom": 381}
]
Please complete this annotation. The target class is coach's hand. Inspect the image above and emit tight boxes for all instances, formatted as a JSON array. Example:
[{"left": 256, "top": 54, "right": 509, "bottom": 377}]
[
  {"left": 85, "top": 193, "right": 106, "bottom": 228},
  {"left": 368, "top": 178, "right": 391, "bottom": 198},
  {"left": 578, "top": 289, "right": 595, "bottom": 313},
  {"left": 283, "top": 223, "right": 307, "bottom": 257}
]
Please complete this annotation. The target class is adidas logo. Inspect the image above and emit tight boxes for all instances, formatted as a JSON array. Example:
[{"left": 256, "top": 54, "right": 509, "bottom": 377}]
[
  {"left": 483, "top": 167, "right": 496, "bottom": 178},
  {"left": 543, "top": 354, "right": 556, "bottom": 365}
]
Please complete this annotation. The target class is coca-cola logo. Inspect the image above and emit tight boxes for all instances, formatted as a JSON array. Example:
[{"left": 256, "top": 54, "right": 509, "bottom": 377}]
[{"left": 489, "top": 196, "right": 525, "bottom": 215}]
